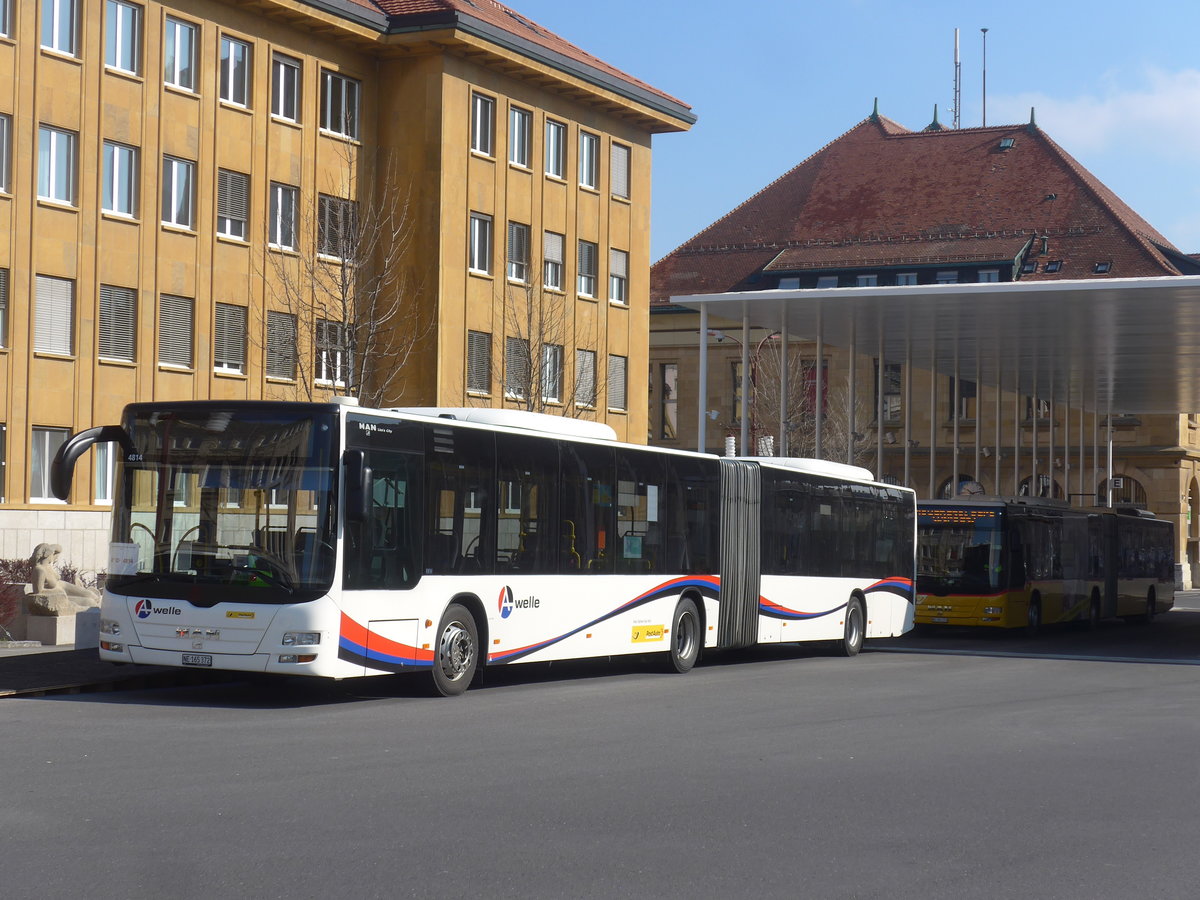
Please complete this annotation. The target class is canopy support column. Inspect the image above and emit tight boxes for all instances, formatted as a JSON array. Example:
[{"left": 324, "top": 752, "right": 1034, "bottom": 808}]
[{"left": 697, "top": 304, "right": 708, "bottom": 453}]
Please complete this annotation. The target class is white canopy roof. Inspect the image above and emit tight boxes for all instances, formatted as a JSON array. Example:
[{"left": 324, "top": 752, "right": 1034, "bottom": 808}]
[{"left": 673, "top": 275, "right": 1200, "bottom": 415}]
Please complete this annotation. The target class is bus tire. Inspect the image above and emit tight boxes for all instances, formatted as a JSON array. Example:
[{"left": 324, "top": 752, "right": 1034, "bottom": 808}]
[
  {"left": 835, "top": 596, "right": 865, "bottom": 657},
  {"left": 431, "top": 603, "right": 478, "bottom": 697},
  {"left": 667, "top": 597, "right": 701, "bottom": 673},
  {"left": 1087, "top": 591, "right": 1101, "bottom": 630},
  {"left": 1025, "top": 595, "right": 1042, "bottom": 637}
]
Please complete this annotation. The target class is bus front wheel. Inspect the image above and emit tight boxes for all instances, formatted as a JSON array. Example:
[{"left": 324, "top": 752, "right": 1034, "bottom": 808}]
[
  {"left": 835, "top": 597, "right": 865, "bottom": 657},
  {"left": 1025, "top": 596, "right": 1042, "bottom": 637},
  {"left": 667, "top": 598, "right": 701, "bottom": 673},
  {"left": 431, "top": 603, "right": 478, "bottom": 697}
]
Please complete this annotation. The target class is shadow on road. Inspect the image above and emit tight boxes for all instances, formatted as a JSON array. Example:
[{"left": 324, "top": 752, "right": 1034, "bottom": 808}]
[{"left": 873, "top": 607, "right": 1200, "bottom": 665}]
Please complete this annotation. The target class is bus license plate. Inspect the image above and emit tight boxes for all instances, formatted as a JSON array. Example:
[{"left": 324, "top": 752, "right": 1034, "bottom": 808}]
[
  {"left": 932, "top": 616, "right": 948, "bottom": 624},
  {"left": 182, "top": 653, "right": 212, "bottom": 667}
]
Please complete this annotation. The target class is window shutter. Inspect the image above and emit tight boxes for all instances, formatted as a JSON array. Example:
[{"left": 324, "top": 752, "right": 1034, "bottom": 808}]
[
  {"left": 607, "top": 354, "right": 627, "bottom": 410},
  {"left": 35, "top": 275, "right": 73, "bottom": 355},
  {"left": 159, "top": 294, "right": 193, "bottom": 367},
  {"left": 467, "top": 330, "right": 491, "bottom": 393},
  {"left": 0, "top": 267, "right": 8, "bottom": 345},
  {"left": 217, "top": 169, "right": 248, "bottom": 222},
  {"left": 214, "top": 302, "right": 246, "bottom": 371},
  {"left": 544, "top": 231, "right": 563, "bottom": 265},
  {"left": 99, "top": 284, "right": 136, "bottom": 360},
  {"left": 575, "top": 349, "right": 596, "bottom": 407},
  {"left": 579, "top": 241, "right": 596, "bottom": 276},
  {"left": 266, "top": 311, "right": 296, "bottom": 379},
  {"left": 611, "top": 143, "right": 630, "bottom": 198},
  {"left": 505, "top": 335, "right": 529, "bottom": 398},
  {"left": 610, "top": 248, "right": 628, "bottom": 279}
]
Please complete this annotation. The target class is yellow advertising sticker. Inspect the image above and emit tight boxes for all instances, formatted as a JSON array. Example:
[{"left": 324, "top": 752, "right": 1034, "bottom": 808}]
[
  {"left": 632, "top": 624, "right": 665, "bottom": 643},
  {"left": 226, "top": 611, "right": 255, "bottom": 619}
]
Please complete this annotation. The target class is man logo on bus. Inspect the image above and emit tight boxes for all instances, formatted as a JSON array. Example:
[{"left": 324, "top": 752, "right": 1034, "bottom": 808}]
[{"left": 498, "top": 586, "right": 515, "bottom": 619}]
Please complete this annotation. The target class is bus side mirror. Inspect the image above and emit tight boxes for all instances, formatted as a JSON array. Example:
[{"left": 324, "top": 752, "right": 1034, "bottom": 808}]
[
  {"left": 51, "top": 425, "right": 135, "bottom": 501},
  {"left": 343, "top": 450, "right": 372, "bottom": 524}
]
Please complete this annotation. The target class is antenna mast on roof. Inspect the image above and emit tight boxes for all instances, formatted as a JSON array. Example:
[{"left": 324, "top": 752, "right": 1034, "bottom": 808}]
[
  {"left": 981, "top": 27, "right": 989, "bottom": 127},
  {"left": 952, "top": 29, "right": 961, "bottom": 129}
]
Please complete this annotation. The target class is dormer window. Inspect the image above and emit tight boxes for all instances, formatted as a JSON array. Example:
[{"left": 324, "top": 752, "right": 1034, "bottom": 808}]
[
  {"left": 1020, "top": 260, "right": 1037, "bottom": 274},
  {"left": 815, "top": 275, "right": 838, "bottom": 288},
  {"left": 856, "top": 274, "right": 878, "bottom": 287},
  {"left": 1044, "top": 260, "right": 1063, "bottom": 273},
  {"left": 1093, "top": 261, "right": 1111, "bottom": 274},
  {"left": 998, "top": 137, "right": 1015, "bottom": 150},
  {"left": 778, "top": 276, "right": 800, "bottom": 290}
]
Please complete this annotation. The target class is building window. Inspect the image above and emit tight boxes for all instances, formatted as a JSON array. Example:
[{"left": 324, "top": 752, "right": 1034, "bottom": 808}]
[
  {"left": 541, "top": 344, "right": 563, "bottom": 403},
  {"left": 0, "top": 0, "right": 10, "bottom": 38},
  {"left": 320, "top": 70, "right": 359, "bottom": 139},
  {"left": 816, "top": 275, "right": 838, "bottom": 288},
  {"left": 466, "top": 330, "right": 491, "bottom": 394},
  {"left": 102, "top": 141, "right": 137, "bottom": 217},
  {"left": 1020, "top": 260, "right": 1038, "bottom": 274},
  {"left": 105, "top": 0, "right": 140, "bottom": 74},
  {"left": 268, "top": 182, "right": 297, "bottom": 250},
  {"left": 1044, "top": 260, "right": 1063, "bottom": 274},
  {"left": 213, "top": 303, "right": 246, "bottom": 373},
  {"left": 161, "top": 156, "right": 194, "bottom": 228},
  {"left": 978, "top": 268, "right": 1000, "bottom": 282},
  {"left": 34, "top": 275, "right": 74, "bottom": 356},
  {"left": 95, "top": 441, "right": 115, "bottom": 503},
  {"left": 1094, "top": 261, "right": 1112, "bottom": 275},
  {"left": 216, "top": 169, "right": 249, "bottom": 240},
  {"left": 1026, "top": 396, "right": 1050, "bottom": 421},
  {"left": 315, "top": 319, "right": 345, "bottom": 384},
  {"left": 504, "top": 336, "right": 529, "bottom": 399},
  {"left": 265, "top": 311, "right": 296, "bottom": 379},
  {"left": 948, "top": 377, "right": 977, "bottom": 420},
  {"left": 0, "top": 114, "right": 12, "bottom": 193},
  {"left": 875, "top": 360, "right": 901, "bottom": 422},
  {"left": 610, "top": 142, "right": 630, "bottom": 199},
  {"left": 159, "top": 294, "right": 193, "bottom": 367},
  {"left": 545, "top": 119, "right": 565, "bottom": 178},
  {"left": 164, "top": 17, "right": 196, "bottom": 91},
  {"left": 609, "top": 249, "right": 629, "bottom": 304},
  {"left": 578, "top": 240, "right": 597, "bottom": 297},
  {"left": 660, "top": 363, "right": 678, "bottom": 440},
  {"left": 575, "top": 349, "right": 596, "bottom": 408},
  {"left": 0, "top": 267, "right": 7, "bottom": 347},
  {"left": 471, "top": 92, "right": 494, "bottom": 156},
  {"left": 896, "top": 272, "right": 917, "bottom": 285},
  {"left": 318, "top": 195, "right": 356, "bottom": 258},
  {"left": 856, "top": 274, "right": 878, "bottom": 287},
  {"left": 42, "top": 0, "right": 77, "bottom": 55},
  {"left": 509, "top": 106, "right": 531, "bottom": 168},
  {"left": 38, "top": 126, "right": 77, "bottom": 205},
  {"left": 936, "top": 270, "right": 958, "bottom": 284},
  {"left": 579, "top": 131, "right": 599, "bottom": 189},
  {"left": 219, "top": 36, "right": 251, "bottom": 107},
  {"left": 507, "top": 221, "right": 530, "bottom": 282},
  {"left": 271, "top": 54, "right": 301, "bottom": 121},
  {"left": 468, "top": 213, "right": 492, "bottom": 274},
  {"left": 32, "top": 427, "right": 70, "bottom": 502},
  {"left": 98, "top": 284, "right": 136, "bottom": 361},
  {"left": 543, "top": 231, "right": 564, "bottom": 290},
  {"left": 607, "top": 354, "right": 628, "bottom": 411}
]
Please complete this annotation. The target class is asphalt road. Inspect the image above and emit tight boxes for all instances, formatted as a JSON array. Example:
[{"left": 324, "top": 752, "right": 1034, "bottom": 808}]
[{"left": 7, "top": 604, "right": 1200, "bottom": 900}]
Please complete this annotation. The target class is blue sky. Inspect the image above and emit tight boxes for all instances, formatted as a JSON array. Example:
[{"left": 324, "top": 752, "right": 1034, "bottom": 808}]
[{"left": 510, "top": 0, "right": 1200, "bottom": 261}]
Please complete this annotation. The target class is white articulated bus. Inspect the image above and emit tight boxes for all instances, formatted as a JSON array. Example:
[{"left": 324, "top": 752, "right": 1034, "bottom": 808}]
[{"left": 52, "top": 401, "right": 916, "bottom": 695}]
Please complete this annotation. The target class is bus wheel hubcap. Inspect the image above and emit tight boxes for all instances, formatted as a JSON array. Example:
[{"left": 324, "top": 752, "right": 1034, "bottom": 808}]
[{"left": 439, "top": 623, "right": 473, "bottom": 680}]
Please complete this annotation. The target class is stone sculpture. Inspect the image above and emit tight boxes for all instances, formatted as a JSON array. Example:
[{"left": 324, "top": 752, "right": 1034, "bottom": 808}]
[{"left": 27, "top": 543, "right": 101, "bottom": 617}]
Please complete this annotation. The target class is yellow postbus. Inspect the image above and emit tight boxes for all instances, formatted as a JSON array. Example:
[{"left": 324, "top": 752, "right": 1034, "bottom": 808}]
[{"left": 916, "top": 498, "right": 1173, "bottom": 633}]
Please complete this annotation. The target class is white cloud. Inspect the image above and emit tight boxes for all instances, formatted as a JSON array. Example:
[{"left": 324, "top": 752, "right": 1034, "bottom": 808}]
[{"left": 989, "top": 68, "right": 1200, "bottom": 161}]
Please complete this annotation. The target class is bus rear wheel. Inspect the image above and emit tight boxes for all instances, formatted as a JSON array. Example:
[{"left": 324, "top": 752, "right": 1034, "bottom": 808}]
[
  {"left": 1025, "top": 596, "right": 1042, "bottom": 637},
  {"left": 431, "top": 603, "right": 478, "bottom": 696},
  {"left": 835, "top": 596, "right": 865, "bottom": 657},
  {"left": 667, "top": 598, "right": 701, "bottom": 673}
]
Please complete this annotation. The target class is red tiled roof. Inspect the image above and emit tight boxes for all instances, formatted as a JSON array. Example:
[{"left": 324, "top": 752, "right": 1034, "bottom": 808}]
[
  {"left": 353, "top": 0, "right": 689, "bottom": 109},
  {"left": 652, "top": 116, "right": 1182, "bottom": 303}
]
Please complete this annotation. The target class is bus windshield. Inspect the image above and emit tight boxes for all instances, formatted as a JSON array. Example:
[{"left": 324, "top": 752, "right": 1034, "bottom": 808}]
[
  {"left": 108, "top": 406, "right": 339, "bottom": 603},
  {"left": 917, "top": 505, "right": 1005, "bottom": 595}
]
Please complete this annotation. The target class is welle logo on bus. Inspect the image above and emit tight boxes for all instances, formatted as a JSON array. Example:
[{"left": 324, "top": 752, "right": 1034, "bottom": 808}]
[{"left": 497, "top": 586, "right": 540, "bottom": 619}]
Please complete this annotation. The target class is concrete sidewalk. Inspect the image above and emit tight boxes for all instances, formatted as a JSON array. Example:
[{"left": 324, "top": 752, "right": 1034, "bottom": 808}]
[{"left": 0, "top": 644, "right": 194, "bottom": 698}]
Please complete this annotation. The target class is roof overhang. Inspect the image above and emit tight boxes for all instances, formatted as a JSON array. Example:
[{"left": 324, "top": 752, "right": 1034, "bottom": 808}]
[{"left": 671, "top": 276, "right": 1200, "bottom": 415}]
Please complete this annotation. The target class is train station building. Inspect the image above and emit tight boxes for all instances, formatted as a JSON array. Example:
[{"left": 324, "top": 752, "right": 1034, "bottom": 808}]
[{"left": 649, "top": 107, "right": 1200, "bottom": 585}]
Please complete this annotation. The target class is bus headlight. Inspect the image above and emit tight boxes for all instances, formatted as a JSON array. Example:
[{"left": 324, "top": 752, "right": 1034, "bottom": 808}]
[
  {"left": 100, "top": 619, "right": 121, "bottom": 635},
  {"left": 983, "top": 607, "right": 1002, "bottom": 615},
  {"left": 278, "top": 653, "right": 318, "bottom": 663},
  {"left": 282, "top": 632, "right": 321, "bottom": 646}
]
